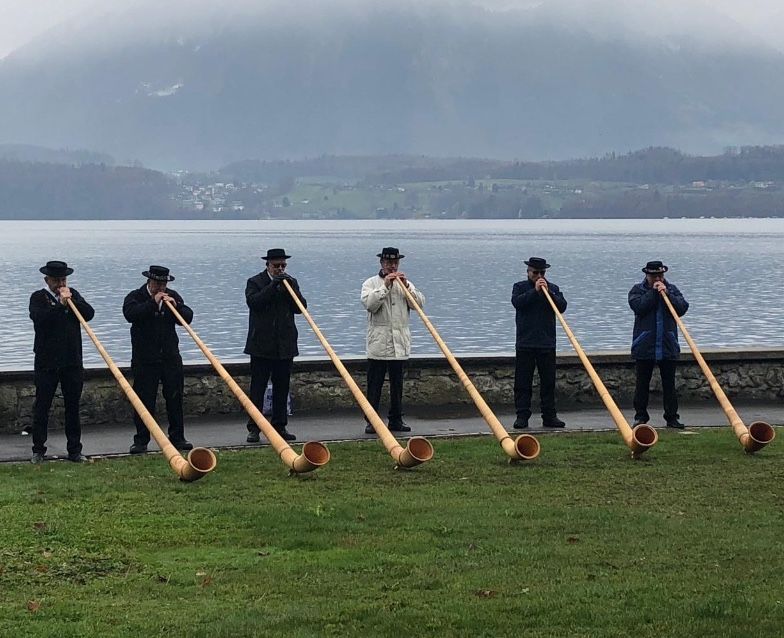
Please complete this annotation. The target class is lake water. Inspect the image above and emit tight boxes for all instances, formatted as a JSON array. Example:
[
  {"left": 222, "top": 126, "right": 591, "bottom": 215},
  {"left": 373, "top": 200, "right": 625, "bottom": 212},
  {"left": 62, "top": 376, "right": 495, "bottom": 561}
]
[{"left": 2, "top": 218, "right": 782, "bottom": 370}]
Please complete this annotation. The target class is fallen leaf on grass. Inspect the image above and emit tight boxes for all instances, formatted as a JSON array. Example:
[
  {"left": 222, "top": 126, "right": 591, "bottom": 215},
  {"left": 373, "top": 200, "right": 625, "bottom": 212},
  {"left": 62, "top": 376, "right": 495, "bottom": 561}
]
[
  {"left": 200, "top": 575, "right": 213, "bottom": 587},
  {"left": 566, "top": 536, "right": 580, "bottom": 544},
  {"left": 156, "top": 575, "right": 169, "bottom": 584},
  {"left": 34, "top": 564, "right": 49, "bottom": 573},
  {"left": 474, "top": 589, "right": 497, "bottom": 598},
  {"left": 196, "top": 571, "right": 207, "bottom": 577},
  {"left": 27, "top": 600, "right": 41, "bottom": 613},
  {"left": 32, "top": 522, "right": 47, "bottom": 532}
]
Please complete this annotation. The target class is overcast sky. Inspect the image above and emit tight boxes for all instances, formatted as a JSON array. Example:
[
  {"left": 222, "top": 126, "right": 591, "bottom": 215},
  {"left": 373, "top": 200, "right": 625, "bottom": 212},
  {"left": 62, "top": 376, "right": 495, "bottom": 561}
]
[{"left": 1, "top": 0, "right": 782, "bottom": 58}]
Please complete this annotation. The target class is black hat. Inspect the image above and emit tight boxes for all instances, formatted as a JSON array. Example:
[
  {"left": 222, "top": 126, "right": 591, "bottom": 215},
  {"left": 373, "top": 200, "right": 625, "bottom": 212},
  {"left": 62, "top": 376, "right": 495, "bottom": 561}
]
[
  {"left": 39, "top": 260, "right": 73, "bottom": 277},
  {"left": 524, "top": 257, "right": 551, "bottom": 270},
  {"left": 264, "top": 248, "right": 291, "bottom": 261},
  {"left": 642, "top": 260, "right": 668, "bottom": 274},
  {"left": 142, "top": 265, "right": 175, "bottom": 282},
  {"left": 377, "top": 247, "right": 405, "bottom": 259}
]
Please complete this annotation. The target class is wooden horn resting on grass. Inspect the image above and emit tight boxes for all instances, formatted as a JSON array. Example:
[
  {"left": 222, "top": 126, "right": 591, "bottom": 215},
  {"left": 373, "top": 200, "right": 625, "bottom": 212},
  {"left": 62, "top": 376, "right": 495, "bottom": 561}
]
[
  {"left": 540, "top": 288, "right": 658, "bottom": 458},
  {"left": 659, "top": 291, "right": 775, "bottom": 454},
  {"left": 394, "top": 280, "right": 540, "bottom": 462},
  {"left": 163, "top": 300, "right": 330, "bottom": 474},
  {"left": 281, "top": 280, "right": 433, "bottom": 469},
  {"left": 66, "top": 299, "right": 217, "bottom": 481}
]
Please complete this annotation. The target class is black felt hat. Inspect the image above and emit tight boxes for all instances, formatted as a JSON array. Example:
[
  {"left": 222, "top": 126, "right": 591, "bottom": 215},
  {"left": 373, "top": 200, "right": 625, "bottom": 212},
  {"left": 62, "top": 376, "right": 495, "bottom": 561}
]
[
  {"left": 524, "top": 257, "right": 551, "bottom": 270},
  {"left": 642, "top": 260, "right": 668, "bottom": 274},
  {"left": 39, "top": 260, "right": 74, "bottom": 277},
  {"left": 264, "top": 248, "right": 291, "bottom": 261},
  {"left": 377, "top": 247, "right": 404, "bottom": 259},
  {"left": 142, "top": 265, "right": 175, "bottom": 282}
]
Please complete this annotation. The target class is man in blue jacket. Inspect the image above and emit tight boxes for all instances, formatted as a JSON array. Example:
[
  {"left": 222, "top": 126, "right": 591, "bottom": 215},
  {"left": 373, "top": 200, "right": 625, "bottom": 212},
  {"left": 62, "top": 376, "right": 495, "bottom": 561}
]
[
  {"left": 511, "top": 257, "right": 567, "bottom": 429},
  {"left": 628, "top": 260, "right": 689, "bottom": 429}
]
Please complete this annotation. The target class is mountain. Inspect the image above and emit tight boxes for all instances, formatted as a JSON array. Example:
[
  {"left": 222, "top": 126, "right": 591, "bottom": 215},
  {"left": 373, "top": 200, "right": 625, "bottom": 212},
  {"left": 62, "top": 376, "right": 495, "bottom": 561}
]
[
  {"left": 0, "top": 144, "right": 114, "bottom": 165},
  {"left": 1, "top": 0, "right": 784, "bottom": 170}
]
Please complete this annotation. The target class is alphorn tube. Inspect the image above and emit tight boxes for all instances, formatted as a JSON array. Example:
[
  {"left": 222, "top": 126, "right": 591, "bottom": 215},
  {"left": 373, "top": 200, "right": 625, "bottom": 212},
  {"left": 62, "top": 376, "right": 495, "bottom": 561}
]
[
  {"left": 541, "top": 288, "right": 658, "bottom": 458},
  {"left": 163, "top": 300, "right": 329, "bottom": 473},
  {"left": 659, "top": 291, "right": 775, "bottom": 453},
  {"left": 281, "top": 280, "right": 433, "bottom": 468},
  {"left": 66, "top": 299, "right": 216, "bottom": 481},
  {"left": 394, "top": 280, "right": 540, "bottom": 461}
]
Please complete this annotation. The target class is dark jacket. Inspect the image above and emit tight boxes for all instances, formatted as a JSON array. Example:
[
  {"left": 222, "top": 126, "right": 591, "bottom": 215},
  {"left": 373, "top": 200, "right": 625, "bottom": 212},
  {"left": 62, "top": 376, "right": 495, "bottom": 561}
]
[
  {"left": 511, "top": 279, "right": 567, "bottom": 350},
  {"left": 628, "top": 279, "right": 689, "bottom": 361},
  {"left": 244, "top": 272, "right": 306, "bottom": 359},
  {"left": 29, "top": 287, "right": 94, "bottom": 369},
  {"left": 122, "top": 285, "right": 193, "bottom": 367}
]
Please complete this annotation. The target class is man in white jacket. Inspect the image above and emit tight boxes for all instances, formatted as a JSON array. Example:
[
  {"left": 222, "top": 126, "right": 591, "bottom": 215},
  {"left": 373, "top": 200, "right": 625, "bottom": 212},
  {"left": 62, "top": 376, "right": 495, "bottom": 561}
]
[{"left": 360, "top": 247, "right": 425, "bottom": 434}]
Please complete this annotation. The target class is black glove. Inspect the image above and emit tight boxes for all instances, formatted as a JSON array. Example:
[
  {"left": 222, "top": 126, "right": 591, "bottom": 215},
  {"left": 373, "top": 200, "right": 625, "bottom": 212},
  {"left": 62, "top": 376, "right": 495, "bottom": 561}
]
[{"left": 271, "top": 274, "right": 286, "bottom": 287}]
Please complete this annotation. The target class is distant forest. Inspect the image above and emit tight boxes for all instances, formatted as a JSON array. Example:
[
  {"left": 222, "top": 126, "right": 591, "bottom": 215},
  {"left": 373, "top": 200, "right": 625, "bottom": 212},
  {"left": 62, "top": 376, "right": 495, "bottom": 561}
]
[
  {"left": 219, "top": 146, "right": 784, "bottom": 185},
  {"left": 3, "top": 146, "right": 784, "bottom": 219},
  {"left": 0, "top": 162, "right": 180, "bottom": 219}
]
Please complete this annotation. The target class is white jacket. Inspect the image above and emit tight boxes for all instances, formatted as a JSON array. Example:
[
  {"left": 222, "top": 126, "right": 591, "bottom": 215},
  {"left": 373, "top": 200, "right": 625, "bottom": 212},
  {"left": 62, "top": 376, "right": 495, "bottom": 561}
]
[{"left": 360, "top": 275, "right": 425, "bottom": 360}]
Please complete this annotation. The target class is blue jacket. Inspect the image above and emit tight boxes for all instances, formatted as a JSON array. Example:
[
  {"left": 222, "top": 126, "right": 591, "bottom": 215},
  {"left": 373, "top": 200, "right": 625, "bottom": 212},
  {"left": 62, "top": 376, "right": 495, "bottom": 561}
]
[
  {"left": 511, "top": 279, "right": 567, "bottom": 350},
  {"left": 628, "top": 279, "right": 689, "bottom": 361}
]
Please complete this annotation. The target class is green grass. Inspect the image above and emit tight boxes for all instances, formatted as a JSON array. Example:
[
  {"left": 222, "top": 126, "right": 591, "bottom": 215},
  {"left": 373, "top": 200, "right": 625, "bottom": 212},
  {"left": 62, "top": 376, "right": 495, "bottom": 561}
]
[{"left": 1, "top": 430, "right": 781, "bottom": 637}]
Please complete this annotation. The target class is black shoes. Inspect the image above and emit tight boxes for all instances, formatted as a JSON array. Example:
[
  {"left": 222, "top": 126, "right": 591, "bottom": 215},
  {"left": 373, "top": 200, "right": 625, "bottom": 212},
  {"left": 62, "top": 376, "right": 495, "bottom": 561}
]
[
  {"left": 30, "top": 452, "right": 44, "bottom": 464},
  {"left": 364, "top": 423, "right": 375, "bottom": 434},
  {"left": 666, "top": 419, "right": 686, "bottom": 430},
  {"left": 388, "top": 421, "right": 411, "bottom": 432},
  {"left": 278, "top": 428, "right": 296, "bottom": 442},
  {"left": 246, "top": 428, "right": 295, "bottom": 442},
  {"left": 633, "top": 419, "right": 649, "bottom": 426},
  {"left": 129, "top": 443, "right": 148, "bottom": 454},
  {"left": 513, "top": 416, "right": 530, "bottom": 429},
  {"left": 67, "top": 453, "right": 88, "bottom": 463},
  {"left": 543, "top": 417, "right": 566, "bottom": 428},
  {"left": 171, "top": 439, "right": 194, "bottom": 451}
]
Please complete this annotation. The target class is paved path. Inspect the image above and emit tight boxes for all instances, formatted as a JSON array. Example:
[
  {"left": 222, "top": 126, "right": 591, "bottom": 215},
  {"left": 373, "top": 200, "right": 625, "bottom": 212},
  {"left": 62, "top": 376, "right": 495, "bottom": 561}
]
[{"left": 2, "top": 402, "right": 781, "bottom": 464}]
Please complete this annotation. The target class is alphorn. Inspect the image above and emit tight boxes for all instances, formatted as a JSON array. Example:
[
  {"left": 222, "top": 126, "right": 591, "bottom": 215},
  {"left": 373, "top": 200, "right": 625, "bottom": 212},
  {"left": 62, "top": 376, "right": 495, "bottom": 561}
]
[
  {"left": 66, "top": 299, "right": 216, "bottom": 481},
  {"left": 163, "top": 300, "right": 330, "bottom": 474},
  {"left": 394, "top": 279, "right": 540, "bottom": 461},
  {"left": 281, "top": 280, "right": 433, "bottom": 468},
  {"left": 541, "top": 287, "right": 658, "bottom": 458},
  {"left": 659, "top": 290, "right": 775, "bottom": 453}
]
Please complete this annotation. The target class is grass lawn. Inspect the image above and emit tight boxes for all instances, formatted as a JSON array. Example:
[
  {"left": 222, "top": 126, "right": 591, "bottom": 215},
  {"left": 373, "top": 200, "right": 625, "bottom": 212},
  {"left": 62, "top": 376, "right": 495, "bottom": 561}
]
[{"left": 0, "top": 429, "right": 781, "bottom": 637}]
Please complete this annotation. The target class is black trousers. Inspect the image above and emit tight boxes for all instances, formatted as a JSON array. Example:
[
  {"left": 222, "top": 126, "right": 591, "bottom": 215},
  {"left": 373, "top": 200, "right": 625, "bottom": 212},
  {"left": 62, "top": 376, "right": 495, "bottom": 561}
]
[
  {"left": 514, "top": 348, "right": 557, "bottom": 420},
  {"left": 633, "top": 359, "right": 679, "bottom": 423},
  {"left": 247, "top": 357, "right": 292, "bottom": 431},
  {"left": 366, "top": 359, "right": 405, "bottom": 425},
  {"left": 132, "top": 363, "right": 186, "bottom": 446},
  {"left": 31, "top": 366, "right": 83, "bottom": 455}
]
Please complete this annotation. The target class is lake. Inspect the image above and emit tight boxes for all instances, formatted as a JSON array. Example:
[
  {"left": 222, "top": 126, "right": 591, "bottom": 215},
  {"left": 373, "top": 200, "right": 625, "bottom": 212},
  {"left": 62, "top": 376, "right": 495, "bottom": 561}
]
[{"left": 2, "top": 218, "right": 782, "bottom": 370}]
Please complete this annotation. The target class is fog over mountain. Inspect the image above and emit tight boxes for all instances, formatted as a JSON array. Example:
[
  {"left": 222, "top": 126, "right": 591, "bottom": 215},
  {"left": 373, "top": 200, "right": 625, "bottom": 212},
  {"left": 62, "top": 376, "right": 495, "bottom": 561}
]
[{"left": 1, "top": 0, "right": 784, "bottom": 170}]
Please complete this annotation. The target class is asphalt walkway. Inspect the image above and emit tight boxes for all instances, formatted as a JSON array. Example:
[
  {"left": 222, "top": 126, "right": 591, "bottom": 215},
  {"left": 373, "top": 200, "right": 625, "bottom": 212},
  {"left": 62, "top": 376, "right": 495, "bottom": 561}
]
[{"left": 2, "top": 402, "right": 781, "bottom": 463}]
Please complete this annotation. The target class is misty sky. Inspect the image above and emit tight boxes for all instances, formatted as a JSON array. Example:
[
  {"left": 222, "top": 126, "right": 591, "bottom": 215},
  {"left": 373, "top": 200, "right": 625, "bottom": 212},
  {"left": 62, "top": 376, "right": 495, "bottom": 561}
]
[{"left": 1, "top": 0, "right": 782, "bottom": 58}]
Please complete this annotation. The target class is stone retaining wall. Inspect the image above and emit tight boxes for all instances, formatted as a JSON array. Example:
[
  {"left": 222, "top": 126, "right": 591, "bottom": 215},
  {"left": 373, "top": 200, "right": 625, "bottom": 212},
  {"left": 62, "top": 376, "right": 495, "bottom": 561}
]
[{"left": 1, "top": 349, "right": 783, "bottom": 434}]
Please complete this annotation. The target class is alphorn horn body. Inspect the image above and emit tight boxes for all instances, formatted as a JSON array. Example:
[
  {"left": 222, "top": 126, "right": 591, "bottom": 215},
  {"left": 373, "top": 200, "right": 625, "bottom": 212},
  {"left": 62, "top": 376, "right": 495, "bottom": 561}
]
[
  {"left": 394, "top": 280, "right": 540, "bottom": 461},
  {"left": 281, "top": 280, "right": 433, "bottom": 468},
  {"left": 659, "top": 291, "right": 775, "bottom": 453},
  {"left": 163, "top": 300, "right": 330, "bottom": 474},
  {"left": 540, "top": 287, "right": 658, "bottom": 458},
  {"left": 66, "top": 299, "right": 216, "bottom": 481}
]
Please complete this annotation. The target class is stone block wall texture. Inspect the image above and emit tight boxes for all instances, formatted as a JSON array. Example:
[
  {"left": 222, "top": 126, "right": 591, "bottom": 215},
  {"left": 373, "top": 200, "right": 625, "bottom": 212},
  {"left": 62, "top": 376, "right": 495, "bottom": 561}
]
[{"left": 1, "top": 349, "right": 783, "bottom": 434}]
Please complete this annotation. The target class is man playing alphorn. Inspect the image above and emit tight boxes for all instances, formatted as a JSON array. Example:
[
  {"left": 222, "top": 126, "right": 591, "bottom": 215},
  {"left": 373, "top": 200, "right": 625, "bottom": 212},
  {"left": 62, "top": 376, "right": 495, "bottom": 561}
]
[
  {"left": 511, "top": 256, "right": 567, "bottom": 429},
  {"left": 628, "top": 260, "right": 689, "bottom": 429},
  {"left": 29, "top": 260, "right": 94, "bottom": 464}
]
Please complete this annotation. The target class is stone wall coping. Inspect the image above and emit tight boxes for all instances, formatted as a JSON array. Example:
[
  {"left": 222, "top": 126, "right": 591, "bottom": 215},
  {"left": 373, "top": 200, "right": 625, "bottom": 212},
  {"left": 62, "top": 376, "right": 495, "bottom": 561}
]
[{"left": 2, "top": 347, "right": 783, "bottom": 381}]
